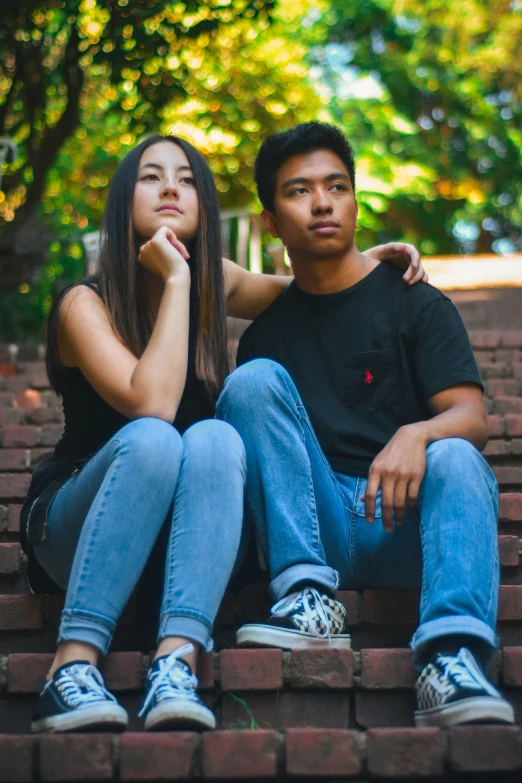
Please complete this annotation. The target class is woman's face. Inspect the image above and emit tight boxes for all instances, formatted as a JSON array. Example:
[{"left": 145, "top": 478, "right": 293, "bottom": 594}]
[{"left": 132, "top": 140, "right": 200, "bottom": 243}]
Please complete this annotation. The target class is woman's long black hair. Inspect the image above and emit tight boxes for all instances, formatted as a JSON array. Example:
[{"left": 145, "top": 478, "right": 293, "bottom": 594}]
[{"left": 47, "top": 135, "right": 228, "bottom": 399}]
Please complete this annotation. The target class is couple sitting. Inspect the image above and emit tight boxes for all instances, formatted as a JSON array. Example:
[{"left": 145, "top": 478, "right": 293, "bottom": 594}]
[{"left": 21, "top": 122, "right": 514, "bottom": 735}]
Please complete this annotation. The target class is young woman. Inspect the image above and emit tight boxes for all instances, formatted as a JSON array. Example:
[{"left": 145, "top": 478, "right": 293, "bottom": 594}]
[{"left": 20, "top": 134, "right": 426, "bottom": 735}]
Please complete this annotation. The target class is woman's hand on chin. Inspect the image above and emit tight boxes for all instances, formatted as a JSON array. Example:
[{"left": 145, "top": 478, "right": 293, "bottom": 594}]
[
  {"left": 364, "top": 242, "right": 429, "bottom": 285},
  {"left": 139, "top": 226, "right": 191, "bottom": 284}
]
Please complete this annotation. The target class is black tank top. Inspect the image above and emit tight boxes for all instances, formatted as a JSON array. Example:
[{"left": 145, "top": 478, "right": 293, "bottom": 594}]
[{"left": 52, "top": 282, "right": 216, "bottom": 457}]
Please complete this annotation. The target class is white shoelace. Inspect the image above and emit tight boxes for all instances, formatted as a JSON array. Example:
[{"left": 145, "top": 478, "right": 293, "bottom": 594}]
[
  {"left": 271, "top": 587, "right": 339, "bottom": 641},
  {"left": 138, "top": 643, "right": 198, "bottom": 718},
  {"left": 54, "top": 663, "right": 115, "bottom": 707},
  {"left": 438, "top": 648, "right": 497, "bottom": 697}
]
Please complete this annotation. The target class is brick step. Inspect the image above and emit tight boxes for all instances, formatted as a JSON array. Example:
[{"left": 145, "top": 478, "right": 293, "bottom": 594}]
[
  {"left": 0, "top": 586, "right": 521, "bottom": 628},
  {"left": 3, "top": 599, "right": 522, "bottom": 664},
  {"left": 1, "top": 726, "right": 522, "bottom": 781},
  {"left": 1, "top": 536, "right": 521, "bottom": 585},
  {"left": 4, "top": 646, "right": 522, "bottom": 695},
  {"left": 1, "top": 648, "right": 522, "bottom": 735}
]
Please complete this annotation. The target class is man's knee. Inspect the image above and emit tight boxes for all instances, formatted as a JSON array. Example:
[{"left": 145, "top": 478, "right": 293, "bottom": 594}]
[
  {"left": 218, "top": 359, "right": 292, "bottom": 412},
  {"left": 425, "top": 438, "right": 495, "bottom": 487}
]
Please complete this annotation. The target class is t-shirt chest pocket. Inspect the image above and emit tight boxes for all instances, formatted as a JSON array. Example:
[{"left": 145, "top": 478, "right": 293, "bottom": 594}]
[{"left": 344, "top": 348, "right": 398, "bottom": 413}]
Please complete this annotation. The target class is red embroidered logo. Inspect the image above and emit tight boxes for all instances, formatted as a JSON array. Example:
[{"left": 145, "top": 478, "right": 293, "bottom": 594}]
[{"left": 364, "top": 369, "right": 373, "bottom": 385}]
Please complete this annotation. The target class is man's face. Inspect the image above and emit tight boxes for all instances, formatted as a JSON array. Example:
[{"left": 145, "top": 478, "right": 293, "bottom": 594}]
[{"left": 262, "top": 148, "right": 358, "bottom": 262}]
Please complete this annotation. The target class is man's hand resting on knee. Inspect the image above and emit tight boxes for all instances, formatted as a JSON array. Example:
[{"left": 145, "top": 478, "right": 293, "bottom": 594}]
[{"left": 363, "top": 382, "right": 488, "bottom": 532}]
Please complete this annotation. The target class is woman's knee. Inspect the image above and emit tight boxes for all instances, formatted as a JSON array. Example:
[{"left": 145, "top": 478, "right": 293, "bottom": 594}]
[
  {"left": 183, "top": 419, "right": 246, "bottom": 475},
  {"left": 217, "top": 359, "right": 292, "bottom": 412},
  {"left": 111, "top": 417, "right": 183, "bottom": 475}
]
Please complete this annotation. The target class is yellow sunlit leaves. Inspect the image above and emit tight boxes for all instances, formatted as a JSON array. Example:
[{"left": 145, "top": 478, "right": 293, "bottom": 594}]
[{"left": 390, "top": 116, "right": 417, "bottom": 135}]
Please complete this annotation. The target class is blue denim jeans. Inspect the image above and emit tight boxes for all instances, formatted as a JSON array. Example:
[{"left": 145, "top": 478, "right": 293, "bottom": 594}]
[
  {"left": 33, "top": 418, "right": 246, "bottom": 655},
  {"left": 217, "top": 359, "right": 500, "bottom": 666}
]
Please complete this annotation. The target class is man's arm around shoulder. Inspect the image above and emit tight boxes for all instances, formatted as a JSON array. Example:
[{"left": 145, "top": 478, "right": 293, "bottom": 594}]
[{"left": 364, "top": 383, "right": 488, "bottom": 532}]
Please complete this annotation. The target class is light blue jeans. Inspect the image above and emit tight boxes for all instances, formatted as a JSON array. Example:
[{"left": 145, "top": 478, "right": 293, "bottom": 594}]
[
  {"left": 217, "top": 359, "right": 500, "bottom": 667},
  {"left": 33, "top": 418, "right": 246, "bottom": 655}
]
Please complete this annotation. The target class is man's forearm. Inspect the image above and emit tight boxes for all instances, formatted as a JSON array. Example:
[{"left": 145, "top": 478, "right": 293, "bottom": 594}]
[{"left": 411, "top": 405, "right": 488, "bottom": 452}]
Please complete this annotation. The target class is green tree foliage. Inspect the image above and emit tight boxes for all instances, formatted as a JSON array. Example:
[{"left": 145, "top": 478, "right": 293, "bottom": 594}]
[
  {"left": 1, "top": 0, "right": 521, "bottom": 339},
  {"left": 0, "top": 0, "right": 275, "bottom": 334},
  {"left": 311, "top": 0, "right": 522, "bottom": 255}
]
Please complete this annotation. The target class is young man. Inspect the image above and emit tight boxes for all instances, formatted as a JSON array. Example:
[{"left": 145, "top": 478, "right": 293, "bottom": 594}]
[{"left": 217, "top": 122, "right": 514, "bottom": 728}]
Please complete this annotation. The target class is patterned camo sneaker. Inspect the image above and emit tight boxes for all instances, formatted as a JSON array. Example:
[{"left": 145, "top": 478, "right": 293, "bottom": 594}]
[
  {"left": 415, "top": 647, "right": 515, "bottom": 727},
  {"left": 139, "top": 643, "right": 216, "bottom": 731},
  {"left": 236, "top": 587, "right": 351, "bottom": 650},
  {"left": 31, "top": 660, "right": 129, "bottom": 733}
]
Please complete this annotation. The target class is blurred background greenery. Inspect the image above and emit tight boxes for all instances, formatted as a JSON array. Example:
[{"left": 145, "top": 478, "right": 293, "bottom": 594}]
[{"left": 0, "top": 0, "right": 521, "bottom": 338}]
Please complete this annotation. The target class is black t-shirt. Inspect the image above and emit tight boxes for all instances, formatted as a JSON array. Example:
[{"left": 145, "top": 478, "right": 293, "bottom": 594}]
[{"left": 236, "top": 263, "right": 483, "bottom": 477}]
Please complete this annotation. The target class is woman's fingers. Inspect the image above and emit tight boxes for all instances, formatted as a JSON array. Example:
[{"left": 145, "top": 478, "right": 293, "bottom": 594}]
[{"left": 165, "top": 228, "right": 190, "bottom": 260}]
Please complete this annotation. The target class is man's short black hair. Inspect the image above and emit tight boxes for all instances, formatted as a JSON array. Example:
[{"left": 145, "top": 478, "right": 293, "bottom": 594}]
[{"left": 254, "top": 121, "right": 356, "bottom": 212}]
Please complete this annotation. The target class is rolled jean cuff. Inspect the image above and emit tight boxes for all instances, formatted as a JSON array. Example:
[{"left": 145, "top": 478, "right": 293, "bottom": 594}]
[
  {"left": 158, "top": 613, "right": 214, "bottom": 653},
  {"left": 58, "top": 610, "right": 114, "bottom": 656},
  {"left": 270, "top": 563, "right": 339, "bottom": 602},
  {"left": 410, "top": 615, "right": 498, "bottom": 670}
]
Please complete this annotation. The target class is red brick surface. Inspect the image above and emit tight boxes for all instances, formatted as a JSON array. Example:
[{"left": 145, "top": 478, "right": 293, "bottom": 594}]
[
  {"left": 7, "top": 653, "right": 53, "bottom": 693},
  {"left": 0, "top": 735, "right": 33, "bottom": 782},
  {"left": 0, "top": 408, "right": 23, "bottom": 425},
  {"left": 506, "top": 414, "right": 522, "bottom": 436},
  {"left": 284, "top": 649, "right": 353, "bottom": 689},
  {"left": 285, "top": 728, "right": 361, "bottom": 777},
  {"left": 487, "top": 414, "right": 504, "bottom": 436},
  {"left": 362, "top": 590, "right": 419, "bottom": 624},
  {"left": 367, "top": 727, "right": 445, "bottom": 777},
  {"left": 101, "top": 652, "right": 143, "bottom": 692},
  {"left": 7, "top": 503, "right": 21, "bottom": 532},
  {"left": 360, "top": 648, "right": 416, "bottom": 689},
  {"left": 504, "top": 647, "right": 522, "bottom": 686},
  {"left": 39, "top": 734, "right": 114, "bottom": 781},
  {"left": 501, "top": 493, "right": 522, "bottom": 521},
  {"left": 120, "top": 733, "right": 197, "bottom": 781},
  {"left": 0, "top": 472, "right": 31, "bottom": 499},
  {"left": 498, "top": 585, "right": 522, "bottom": 620},
  {"left": 2, "top": 327, "right": 522, "bottom": 780},
  {"left": 0, "top": 362, "right": 18, "bottom": 377},
  {"left": 2, "top": 426, "right": 39, "bottom": 447},
  {"left": 451, "top": 725, "right": 522, "bottom": 772},
  {"left": 483, "top": 438, "right": 511, "bottom": 456},
  {"left": 337, "top": 591, "right": 358, "bottom": 625},
  {"left": 0, "top": 449, "right": 28, "bottom": 470},
  {"left": 499, "top": 535, "right": 520, "bottom": 567},
  {"left": 0, "top": 542, "right": 20, "bottom": 574},
  {"left": 202, "top": 730, "right": 280, "bottom": 779},
  {"left": 495, "top": 465, "right": 522, "bottom": 485},
  {"left": 355, "top": 691, "right": 416, "bottom": 728},
  {"left": 221, "top": 691, "right": 351, "bottom": 730},
  {"left": 197, "top": 652, "right": 215, "bottom": 690},
  {"left": 220, "top": 649, "right": 283, "bottom": 691},
  {"left": 0, "top": 595, "right": 42, "bottom": 630}
]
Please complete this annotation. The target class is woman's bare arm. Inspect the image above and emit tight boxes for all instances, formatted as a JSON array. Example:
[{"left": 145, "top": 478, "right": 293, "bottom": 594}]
[
  {"left": 59, "top": 229, "right": 192, "bottom": 422},
  {"left": 225, "top": 243, "right": 428, "bottom": 320}
]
